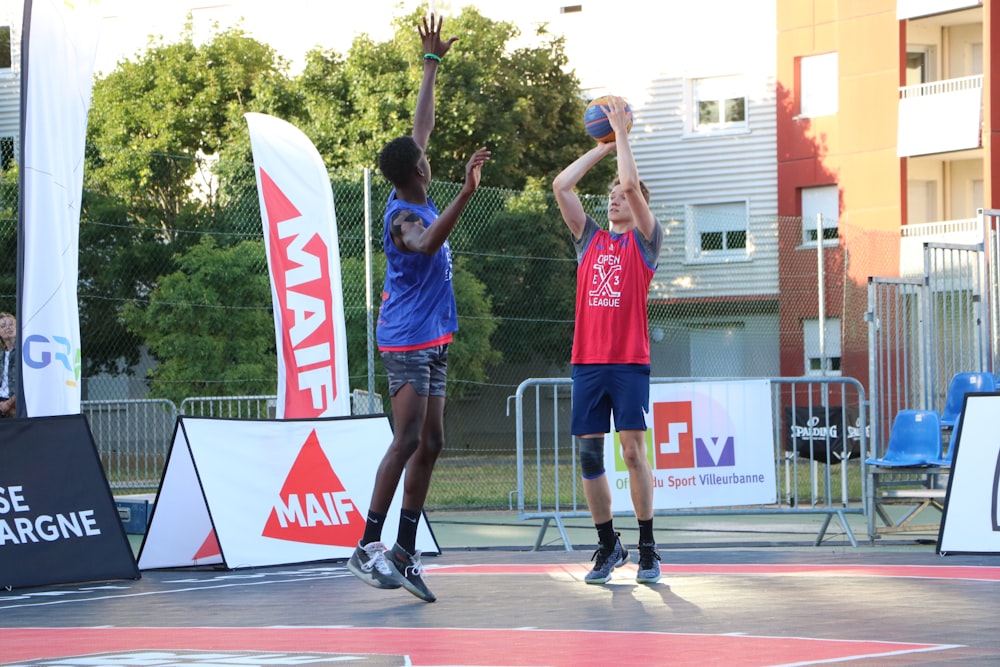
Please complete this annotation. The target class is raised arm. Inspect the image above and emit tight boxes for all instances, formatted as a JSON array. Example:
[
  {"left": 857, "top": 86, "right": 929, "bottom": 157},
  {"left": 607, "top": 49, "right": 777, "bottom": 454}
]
[
  {"left": 605, "top": 96, "right": 656, "bottom": 240},
  {"left": 393, "top": 146, "right": 492, "bottom": 255},
  {"left": 552, "top": 142, "right": 616, "bottom": 239},
  {"left": 412, "top": 14, "right": 457, "bottom": 150}
]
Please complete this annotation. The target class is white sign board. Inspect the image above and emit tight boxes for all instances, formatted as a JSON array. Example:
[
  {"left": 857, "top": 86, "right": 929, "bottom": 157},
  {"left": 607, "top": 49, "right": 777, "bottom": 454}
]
[
  {"left": 938, "top": 393, "right": 1000, "bottom": 555},
  {"left": 609, "top": 379, "right": 777, "bottom": 511},
  {"left": 138, "top": 415, "right": 439, "bottom": 570}
]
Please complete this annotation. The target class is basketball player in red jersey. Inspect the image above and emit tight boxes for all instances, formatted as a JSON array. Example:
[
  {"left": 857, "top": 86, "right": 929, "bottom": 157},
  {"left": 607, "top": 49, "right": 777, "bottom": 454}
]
[{"left": 552, "top": 95, "right": 664, "bottom": 585}]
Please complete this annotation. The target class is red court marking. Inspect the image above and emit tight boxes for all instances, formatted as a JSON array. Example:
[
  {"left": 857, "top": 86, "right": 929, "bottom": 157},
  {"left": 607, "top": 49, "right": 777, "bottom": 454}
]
[
  {"left": 430, "top": 562, "right": 1000, "bottom": 581},
  {"left": 0, "top": 627, "right": 955, "bottom": 667}
]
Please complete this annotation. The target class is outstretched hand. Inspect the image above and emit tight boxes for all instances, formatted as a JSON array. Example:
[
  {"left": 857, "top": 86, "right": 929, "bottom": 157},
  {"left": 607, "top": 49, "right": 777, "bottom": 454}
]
[
  {"left": 420, "top": 13, "right": 458, "bottom": 59},
  {"left": 464, "top": 147, "right": 491, "bottom": 191}
]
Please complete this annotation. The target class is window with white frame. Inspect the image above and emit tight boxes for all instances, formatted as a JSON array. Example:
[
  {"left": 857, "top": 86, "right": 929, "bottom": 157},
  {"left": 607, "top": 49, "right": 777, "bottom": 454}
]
[
  {"left": 803, "top": 318, "right": 841, "bottom": 376},
  {"left": 799, "top": 52, "right": 837, "bottom": 118},
  {"left": 800, "top": 184, "right": 839, "bottom": 245},
  {"left": 691, "top": 75, "right": 747, "bottom": 132},
  {"left": 687, "top": 201, "right": 749, "bottom": 260}
]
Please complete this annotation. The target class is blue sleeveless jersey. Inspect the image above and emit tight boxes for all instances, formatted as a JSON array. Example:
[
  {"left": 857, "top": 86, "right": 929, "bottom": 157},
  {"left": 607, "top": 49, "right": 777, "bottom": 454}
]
[{"left": 376, "top": 191, "right": 457, "bottom": 350}]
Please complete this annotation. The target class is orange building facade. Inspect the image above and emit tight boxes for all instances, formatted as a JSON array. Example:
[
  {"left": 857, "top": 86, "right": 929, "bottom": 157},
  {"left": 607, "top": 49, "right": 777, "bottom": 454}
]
[{"left": 776, "top": 0, "right": 992, "bottom": 388}]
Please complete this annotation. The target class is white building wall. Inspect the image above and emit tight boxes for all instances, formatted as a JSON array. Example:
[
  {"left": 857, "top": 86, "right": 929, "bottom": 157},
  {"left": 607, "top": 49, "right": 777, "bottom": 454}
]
[
  {"left": 0, "top": 0, "right": 23, "bottom": 151},
  {"left": 634, "top": 75, "right": 779, "bottom": 301}
]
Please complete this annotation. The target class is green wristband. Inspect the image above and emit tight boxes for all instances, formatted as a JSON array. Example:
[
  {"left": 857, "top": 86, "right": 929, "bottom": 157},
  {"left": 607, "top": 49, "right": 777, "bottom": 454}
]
[{"left": 424, "top": 53, "right": 442, "bottom": 63}]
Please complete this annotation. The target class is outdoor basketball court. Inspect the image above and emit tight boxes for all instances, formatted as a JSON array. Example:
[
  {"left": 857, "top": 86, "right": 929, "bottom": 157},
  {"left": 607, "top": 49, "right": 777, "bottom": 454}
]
[{"left": 4, "top": 544, "right": 1000, "bottom": 666}]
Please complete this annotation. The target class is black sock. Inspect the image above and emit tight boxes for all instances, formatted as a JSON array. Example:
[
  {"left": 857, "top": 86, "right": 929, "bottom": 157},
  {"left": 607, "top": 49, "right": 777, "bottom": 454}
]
[
  {"left": 396, "top": 508, "right": 421, "bottom": 555},
  {"left": 596, "top": 519, "right": 616, "bottom": 549},
  {"left": 361, "top": 510, "right": 386, "bottom": 546},
  {"left": 638, "top": 518, "right": 654, "bottom": 545}
]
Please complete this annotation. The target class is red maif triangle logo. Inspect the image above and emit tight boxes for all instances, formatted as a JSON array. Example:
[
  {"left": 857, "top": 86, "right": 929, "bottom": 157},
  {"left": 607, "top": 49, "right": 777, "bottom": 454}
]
[
  {"left": 261, "top": 429, "right": 364, "bottom": 546},
  {"left": 259, "top": 167, "right": 302, "bottom": 224},
  {"left": 193, "top": 529, "right": 221, "bottom": 561}
]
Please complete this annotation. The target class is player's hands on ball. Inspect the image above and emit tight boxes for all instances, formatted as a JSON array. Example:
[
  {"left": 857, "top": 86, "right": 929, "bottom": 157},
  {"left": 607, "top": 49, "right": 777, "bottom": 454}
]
[{"left": 604, "top": 96, "right": 632, "bottom": 141}]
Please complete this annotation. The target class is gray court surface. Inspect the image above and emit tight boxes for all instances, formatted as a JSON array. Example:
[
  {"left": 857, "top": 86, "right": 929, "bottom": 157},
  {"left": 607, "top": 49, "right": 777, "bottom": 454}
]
[{"left": 3, "top": 510, "right": 1000, "bottom": 666}]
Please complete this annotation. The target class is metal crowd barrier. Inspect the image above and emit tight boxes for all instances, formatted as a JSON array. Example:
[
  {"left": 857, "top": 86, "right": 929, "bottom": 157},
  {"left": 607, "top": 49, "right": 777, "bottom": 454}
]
[
  {"left": 86, "top": 391, "right": 386, "bottom": 491},
  {"left": 179, "top": 395, "right": 277, "bottom": 419},
  {"left": 511, "top": 376, "right": 868, "bottom": 550},
  {"left": 82, "top": 398, "right": 178, "bottom": 491}
]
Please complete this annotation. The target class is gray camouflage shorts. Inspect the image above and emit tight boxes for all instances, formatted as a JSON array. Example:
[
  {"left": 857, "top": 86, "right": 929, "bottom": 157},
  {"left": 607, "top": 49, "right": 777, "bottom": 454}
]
[{"left": 381, "top": 344, "right": 449, "bottom": 397}]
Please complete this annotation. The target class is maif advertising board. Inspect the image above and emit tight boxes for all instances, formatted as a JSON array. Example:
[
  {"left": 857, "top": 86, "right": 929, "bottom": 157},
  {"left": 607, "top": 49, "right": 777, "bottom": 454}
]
[
  {"left": 609, "top": 379, "right": 776, "bottom": 511},
  {"left": 138, "top": 415, "right": 439, "bottom": 570}
]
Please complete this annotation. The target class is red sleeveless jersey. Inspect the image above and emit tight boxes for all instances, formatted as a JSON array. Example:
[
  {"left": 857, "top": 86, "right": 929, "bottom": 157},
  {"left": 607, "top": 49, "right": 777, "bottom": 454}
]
[{"left": 573, "top": 227, "right": 656, "bottom": 365}]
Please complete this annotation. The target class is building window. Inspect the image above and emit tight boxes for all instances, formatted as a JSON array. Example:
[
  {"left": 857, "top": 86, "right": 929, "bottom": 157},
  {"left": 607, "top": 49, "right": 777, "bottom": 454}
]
[
  {"left": 687, "top": 201, "right": 749, "bottom": 261},
  {"left": 906, "top": 46, "right": 936, "bottom": 86},
  {"left": 803, "top": 318, "right": 842, "bottom": 376},
  {"left": 0, "top": 26, "right": 9, "bottom": 69},
  {"left": 691, "top": 75, "right": 747, "bottom": 132},
  {"left": 801, "top": 185, "right": 839, "bottom": 245},
  {"left": 799, "top": 52, "right": 837, "bottom": 118}
]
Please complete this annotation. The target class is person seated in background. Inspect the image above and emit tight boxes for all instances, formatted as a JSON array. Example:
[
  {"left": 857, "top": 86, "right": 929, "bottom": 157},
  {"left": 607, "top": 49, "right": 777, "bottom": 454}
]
[{"left": 0, "top": 311, "right": 18, "bottom": 418}]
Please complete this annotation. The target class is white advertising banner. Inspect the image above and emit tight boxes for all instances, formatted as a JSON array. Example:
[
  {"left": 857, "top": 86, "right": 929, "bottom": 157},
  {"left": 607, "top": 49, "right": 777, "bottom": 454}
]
[
  {"left": 17, "top": 0, "right": 100, "bottom": 416},
  {"left": 245, "top": 112, "right": 350, "bottom": 419},
  {"left": 938, "top": 394, "right": 1000, "bottom": 555},
  {"left": 609, "top": 379, "right": 777, "bottom": 511},
  {"left": 138, "top": 416, "right": 438, "bottom": 570}
]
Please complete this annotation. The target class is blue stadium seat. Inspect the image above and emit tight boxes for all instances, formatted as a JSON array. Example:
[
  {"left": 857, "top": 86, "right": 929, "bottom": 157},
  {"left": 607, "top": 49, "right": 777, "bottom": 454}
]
[
  {"left": 865, "top": 410, "right": 942, "bottom": 467},
  {"left": 940, "top": 372, "right": 996, "bottom": 428}
]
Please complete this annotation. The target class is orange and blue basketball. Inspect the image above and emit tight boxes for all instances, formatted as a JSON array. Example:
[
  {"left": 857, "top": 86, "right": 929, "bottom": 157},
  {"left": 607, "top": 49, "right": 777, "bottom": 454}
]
[{"left": 584, "top": 95, "right": 633, "bottom": 143}]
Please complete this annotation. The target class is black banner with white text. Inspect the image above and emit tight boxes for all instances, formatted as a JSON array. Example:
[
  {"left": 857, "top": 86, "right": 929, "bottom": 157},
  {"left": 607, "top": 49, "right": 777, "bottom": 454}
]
[{"left": 0, "top": 415, "right": 139, "bottom": 588}]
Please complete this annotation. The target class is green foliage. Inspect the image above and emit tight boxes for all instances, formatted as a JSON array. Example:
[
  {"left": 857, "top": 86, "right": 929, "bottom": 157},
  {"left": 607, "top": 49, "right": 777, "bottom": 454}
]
[
  {"left": 123, "top": 236, "right": 275, "bottom": 404},
  {"left": 0, "top": 168, "right": 17, "bottom": 315},
  {"left": 295, "top": 6, "right": 615, "bottom": 193},
  {"left": 80, "top": 7, "right": 614, "bottom": 404},
  {"left": 341, "top": 251, "right": 501, "bottom": 406},
  {"left": 449, "top": 256, "right": 502, "bottom": 398},
  {"left": 464, "top": 184, "right": 577, "bottom": 364},
  {"left": 86, "top": 22, "right": 302, "bottom": 228}
]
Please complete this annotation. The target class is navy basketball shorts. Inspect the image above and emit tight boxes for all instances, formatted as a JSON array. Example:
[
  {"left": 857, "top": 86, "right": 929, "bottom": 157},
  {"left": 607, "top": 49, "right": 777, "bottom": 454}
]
[
  {"left": 570, "top": 363, "right": 651, "bottom": 436},
  {"left": 381, "top": 344, "right": 449, "bottom": 397}
]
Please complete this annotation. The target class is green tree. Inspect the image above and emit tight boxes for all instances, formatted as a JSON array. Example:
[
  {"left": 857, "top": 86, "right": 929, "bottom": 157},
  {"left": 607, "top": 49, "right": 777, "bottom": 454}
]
[
  {"left": 123, "top": 236, "right": 275, "bottom": 404},
  {"left": 0, "top": 167, "right": 18, "bottom": 315},
  {"left": 83, "top": 21, "right": 303, "bottom": 384},
  {"left": 296, "top": 6, "right": 615, "bottom": 192},
  {"left": 86, "top": 21, "right": 302, "bottom": 229},
  {"left": 464, "top": 182, "right": 578, "bottom": 364},
  {"left": 341, "top": 253, "right": 500, "bottom": 406}
]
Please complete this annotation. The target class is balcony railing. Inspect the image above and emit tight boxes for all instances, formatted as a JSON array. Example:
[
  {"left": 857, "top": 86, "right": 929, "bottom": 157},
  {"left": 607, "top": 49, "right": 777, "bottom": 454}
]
[
  {"left": 898, "top": 75, "right": 983, "bottom": 157},
  {"left": 897, "top": 0, "right": 981, "bottom": 21}
]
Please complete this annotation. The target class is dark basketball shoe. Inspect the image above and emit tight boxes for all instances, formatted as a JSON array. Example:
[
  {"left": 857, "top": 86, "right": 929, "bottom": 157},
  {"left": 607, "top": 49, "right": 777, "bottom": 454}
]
[
  {"left": 347, "top": 541, "right": 402, "bottom": 589},
  {"left": 636, "top": 542, "right": 662, "bottom": 584},
  {"left": 387, "top": 543, "right": 436, "bottom": 603},
  {"left": 584, "top": 532, "right": 629, "bottom": 584}
]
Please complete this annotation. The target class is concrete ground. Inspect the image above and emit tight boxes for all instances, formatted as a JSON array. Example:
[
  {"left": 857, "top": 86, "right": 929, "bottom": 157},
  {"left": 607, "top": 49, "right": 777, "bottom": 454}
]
[{"left": 3, "top": 507, "right": 999, "bottom": 666}]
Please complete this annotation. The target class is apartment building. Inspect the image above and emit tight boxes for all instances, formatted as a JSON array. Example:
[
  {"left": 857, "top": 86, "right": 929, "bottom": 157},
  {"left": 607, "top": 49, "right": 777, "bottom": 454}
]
[
  {"left": 0, "top": 1, "right": 20, "bottom": 173},
  {"left": 775, "top": 0, "right": 993, "bottom": 389}
]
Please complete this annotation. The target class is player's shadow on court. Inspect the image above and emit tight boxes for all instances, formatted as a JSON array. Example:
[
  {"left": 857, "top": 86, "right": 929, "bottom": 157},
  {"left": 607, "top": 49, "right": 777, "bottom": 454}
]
[{"left": 609, "top": 578, "right": 703, "bottom": 619}]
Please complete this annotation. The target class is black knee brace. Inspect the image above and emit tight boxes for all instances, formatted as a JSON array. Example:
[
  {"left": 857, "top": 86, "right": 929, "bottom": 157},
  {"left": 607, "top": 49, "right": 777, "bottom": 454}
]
[{"left": 579, "top": 436, "right": 605, "bottom": 479}]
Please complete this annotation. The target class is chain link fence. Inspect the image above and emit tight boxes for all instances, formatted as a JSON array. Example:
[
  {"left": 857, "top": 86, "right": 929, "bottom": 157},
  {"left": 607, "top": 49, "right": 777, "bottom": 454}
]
[{"left": 0, "top": 154, "right": 897, "bottom": 510}]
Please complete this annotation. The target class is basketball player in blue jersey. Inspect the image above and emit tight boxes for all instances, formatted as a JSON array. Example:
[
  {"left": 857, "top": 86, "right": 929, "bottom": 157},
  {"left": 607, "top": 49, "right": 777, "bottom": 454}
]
[{"left": 347, "top": 13, "right": 490, "bottom": 603}]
